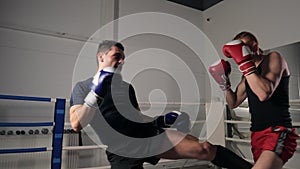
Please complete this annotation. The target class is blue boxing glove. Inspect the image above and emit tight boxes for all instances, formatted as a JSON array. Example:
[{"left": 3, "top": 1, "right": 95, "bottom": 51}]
[
  {"left": 84, "top": 67, "right": 114, "bottom": 108},
  {"left": 154, "top": 111, "right": 191, "bottom": 133}
]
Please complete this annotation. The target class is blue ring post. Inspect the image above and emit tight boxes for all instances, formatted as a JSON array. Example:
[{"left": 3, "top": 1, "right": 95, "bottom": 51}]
[{"left": 51, "top": 98, "right": 66, "bottom": 169}]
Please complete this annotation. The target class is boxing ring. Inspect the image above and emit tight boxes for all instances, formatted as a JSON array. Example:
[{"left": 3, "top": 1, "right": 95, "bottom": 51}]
[
  {"left": 0, "top": 94, "right": 66, "bottom": 169},
  {"left": 0, "top": 94, "right": 210, "bottom": 169},
  {"left": 224, "top": 99, "right": 300, "bottom": 169},
  {"left": 0, "top": 94, "right": 101, "bottom": 169},
  {"left": 2, "top": 93, "right": 298, "bottom": 168}
]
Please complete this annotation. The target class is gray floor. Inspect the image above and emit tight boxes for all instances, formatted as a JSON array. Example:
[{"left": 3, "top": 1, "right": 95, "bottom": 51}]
[
  {"left": 144, "top": 160, "right": 219, "bottom": 169},
  {"left": 171, "top": 165, "right": 218, "bottom": 169}
]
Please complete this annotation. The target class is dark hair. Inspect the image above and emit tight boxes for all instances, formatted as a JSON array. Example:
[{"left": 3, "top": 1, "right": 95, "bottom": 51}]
[
  {"left": 233, "top": 31, "right": 258, "bottom": 43},
  {"left": 97, "top": 40, "right": 124, "bottom": 54}
]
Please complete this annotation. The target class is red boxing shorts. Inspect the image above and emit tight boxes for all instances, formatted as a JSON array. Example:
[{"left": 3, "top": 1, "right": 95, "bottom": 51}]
[{"left": 251, "top": 126, "right": 299, "bottom": 163}]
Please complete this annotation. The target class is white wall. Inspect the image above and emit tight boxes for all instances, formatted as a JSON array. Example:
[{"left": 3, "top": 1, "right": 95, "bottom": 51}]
[
  {"left": 0, "top": 0, "right": 115, "bottom": 98},
  {"left": 0, "top": 28, "right": 82, "bottom": 98},
  {"left": 118, "top": 0, "right": 205, "bottom": 102},
  {"left": 202, "top": 0, "right": 300, "bottom": 53}
]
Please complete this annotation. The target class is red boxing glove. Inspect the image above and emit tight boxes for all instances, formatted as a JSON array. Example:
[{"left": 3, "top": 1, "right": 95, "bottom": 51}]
[
  {"left": 209, "top": 59, "right": 231, "bottom": 91},
  {"left": 223, "top": 40, "right": 256, "bottom": 76}
]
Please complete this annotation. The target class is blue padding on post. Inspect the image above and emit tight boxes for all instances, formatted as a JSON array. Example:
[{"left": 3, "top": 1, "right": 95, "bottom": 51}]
[
  {"left": 0, "top": 147, "right": 47, "bottom": 154},
  {"left": 51, "top": 98, "right": 66, "bottom": 169},
  {"left": 0, "top": 94, "right": 52, "bottom": 102},
  {"left": 52, "top": 158, "right": 61, "bottom": 164},
  {"left": 0, "top": 122, "right": 54, "bottom": 127},
  {"left": 54, "top": 133, "right": 62, "bottom": 139}
]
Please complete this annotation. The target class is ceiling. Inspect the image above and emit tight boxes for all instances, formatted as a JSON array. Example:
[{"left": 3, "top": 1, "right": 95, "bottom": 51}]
[{"left": 167, "top": 0, "right": 223, "bottom": 11}]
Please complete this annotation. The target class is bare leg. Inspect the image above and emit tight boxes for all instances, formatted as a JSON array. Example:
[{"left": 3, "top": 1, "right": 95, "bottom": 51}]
[
  {"left": 252, "top": 150, "right": 283, "bottom": 169},
  {"left": 156, "top": 130, "right": 253, "bottom": 169},
  {"left": 157, "top": 131, "right": 216, "bottom": 161}
]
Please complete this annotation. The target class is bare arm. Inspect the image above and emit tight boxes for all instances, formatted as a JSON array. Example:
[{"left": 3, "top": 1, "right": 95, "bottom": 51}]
[
  {"left": 225, "top": 77, "right": 248, "bottom": 109},
  {"left": 245, "top": 52, "right": 288, "bottom": 101},
  {"left": 70, "top": 104, "right": 96, "bottom": 132}
]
